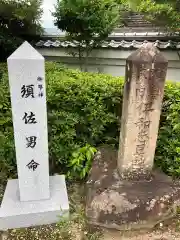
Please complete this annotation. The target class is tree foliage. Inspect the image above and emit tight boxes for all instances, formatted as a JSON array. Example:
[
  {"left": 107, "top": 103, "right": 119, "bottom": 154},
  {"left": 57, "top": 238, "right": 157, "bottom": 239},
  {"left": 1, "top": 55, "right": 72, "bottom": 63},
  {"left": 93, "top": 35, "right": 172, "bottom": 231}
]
[
  {"left": 0, "top": 0, "right": 43, "bottom": 61},
  {"left": 126, "top": 0, "right": 180, "bottom": 31},
  {"left": 53, "top": 0, "right": 120, "bottom": 70}
]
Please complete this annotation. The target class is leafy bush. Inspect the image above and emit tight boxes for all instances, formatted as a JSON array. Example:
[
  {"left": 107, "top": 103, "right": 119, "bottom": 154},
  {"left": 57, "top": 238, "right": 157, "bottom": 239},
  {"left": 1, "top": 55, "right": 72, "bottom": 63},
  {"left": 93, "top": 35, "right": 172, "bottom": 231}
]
[
  {"left": 46, "top": 63, "right": 122, "bottom": 176},
  {"left": 0, "top": 62, "right": 122, "bottom": 180},
  {"left": 1, "top": 62, "right": 180, "bottom": 180},
  {"left": 155, "top": 82, "right": 180, "bottom": 178},
  {"left": 0, "top": 65, "right": 16, "bottom": 187},
  {"left": 67, "top": 144, "right": 97, "bottom": 180}
]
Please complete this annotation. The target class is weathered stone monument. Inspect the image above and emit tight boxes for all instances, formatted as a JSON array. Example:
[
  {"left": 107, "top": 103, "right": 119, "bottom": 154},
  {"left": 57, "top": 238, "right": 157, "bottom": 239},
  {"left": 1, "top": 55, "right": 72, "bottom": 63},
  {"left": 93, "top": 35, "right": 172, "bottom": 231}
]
[
  {"left": 86, "top": 44, "right": 180, "bottom": 230},
  {"left": 0, "top": 42, "right": 69, "bottom": 230},
  {"left": 118, "top": 43, "right": 167, "bottom": 179}
]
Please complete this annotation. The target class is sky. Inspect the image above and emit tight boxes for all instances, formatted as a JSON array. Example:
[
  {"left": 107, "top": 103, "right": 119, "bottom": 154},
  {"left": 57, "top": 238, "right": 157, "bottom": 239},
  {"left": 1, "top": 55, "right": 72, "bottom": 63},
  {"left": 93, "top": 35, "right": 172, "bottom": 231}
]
[{"left": 42, "top": 0, "right": 57, "bottom": 28}]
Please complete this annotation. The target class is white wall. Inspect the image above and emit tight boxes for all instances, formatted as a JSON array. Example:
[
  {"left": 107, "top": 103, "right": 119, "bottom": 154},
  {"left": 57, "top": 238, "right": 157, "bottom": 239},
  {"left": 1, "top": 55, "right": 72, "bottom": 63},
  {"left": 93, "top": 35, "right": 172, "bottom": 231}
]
[{"left": 37, "top": 47, "right": 180, "bottom": 81}]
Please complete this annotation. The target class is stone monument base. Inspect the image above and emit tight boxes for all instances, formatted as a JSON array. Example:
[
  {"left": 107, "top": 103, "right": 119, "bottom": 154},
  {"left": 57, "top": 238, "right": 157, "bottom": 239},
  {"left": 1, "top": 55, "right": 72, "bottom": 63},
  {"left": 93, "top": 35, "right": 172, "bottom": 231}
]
[
  {"left": 0, "top": 175, "right": 69, "bottom": 231},
  {"left": 86, "top": 148, "right": 180, "bottom": 230}
]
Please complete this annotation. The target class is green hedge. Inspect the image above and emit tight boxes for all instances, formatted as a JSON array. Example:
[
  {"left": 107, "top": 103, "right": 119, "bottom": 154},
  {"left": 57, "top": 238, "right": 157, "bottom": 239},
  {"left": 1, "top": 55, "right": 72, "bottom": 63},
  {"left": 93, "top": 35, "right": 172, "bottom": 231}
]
[
  {"left": 0, "top": 62, "right": 180, "bottom": 180},
  {"left": 156, "top": 82, "right": 180, "bottom": 177},
  {"left": 0, "top": 62, "right": 122, "bottom": 181}
]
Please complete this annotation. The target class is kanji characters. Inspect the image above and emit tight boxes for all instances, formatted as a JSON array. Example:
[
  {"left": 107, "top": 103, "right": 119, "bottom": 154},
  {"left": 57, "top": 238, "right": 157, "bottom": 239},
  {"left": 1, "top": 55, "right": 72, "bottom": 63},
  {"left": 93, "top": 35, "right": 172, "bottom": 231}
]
[
  {"left": 22, "top": 112, "right": 37, "bottom": 124},
  {"left": 26, "top": 136, "right": 37, "bottom": 148},
  {"left": 21, "top": 85, "right": 34, "bottom": 98}
]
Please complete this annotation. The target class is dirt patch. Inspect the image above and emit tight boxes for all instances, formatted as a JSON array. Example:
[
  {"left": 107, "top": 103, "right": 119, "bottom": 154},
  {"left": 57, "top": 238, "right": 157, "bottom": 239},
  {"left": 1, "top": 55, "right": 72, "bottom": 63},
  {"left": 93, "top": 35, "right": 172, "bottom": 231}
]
[{"left": 102, "top": 228, "right": 180, "bottom": 240}]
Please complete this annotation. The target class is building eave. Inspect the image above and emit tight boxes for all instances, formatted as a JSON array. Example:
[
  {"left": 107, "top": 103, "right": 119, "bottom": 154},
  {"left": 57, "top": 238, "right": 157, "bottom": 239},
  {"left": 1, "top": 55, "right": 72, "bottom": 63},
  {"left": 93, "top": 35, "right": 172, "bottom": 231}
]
[{"left": 35, "top": 39, "right": 180, "bottom": 50}]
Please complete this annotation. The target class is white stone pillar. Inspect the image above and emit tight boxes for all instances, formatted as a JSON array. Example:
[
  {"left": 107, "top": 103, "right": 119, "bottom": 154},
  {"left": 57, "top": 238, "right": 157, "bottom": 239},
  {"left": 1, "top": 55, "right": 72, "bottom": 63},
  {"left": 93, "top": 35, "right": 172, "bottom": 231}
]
[
  {"left": 7, "top": 41, "right": 50, "bottom": 201},
  {"left": 0, "top": 42, "right": 69, "bottom": 231}
]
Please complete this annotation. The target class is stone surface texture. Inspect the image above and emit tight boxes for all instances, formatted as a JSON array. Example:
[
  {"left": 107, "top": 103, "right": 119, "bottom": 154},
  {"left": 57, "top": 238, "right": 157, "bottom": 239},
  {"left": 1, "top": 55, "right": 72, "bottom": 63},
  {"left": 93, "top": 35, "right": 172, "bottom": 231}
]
[
  {"left": 86, "top": 148, "right": 180, "bottom": 230},
  {"left": 118, "top": 44, "right": 168, "bottom": 178},
  {"left": 0, "top": 175, "right": 69, "bottom": 231},
  {"left": 7, "top": 41, "right": 49, "bottom": 201}
]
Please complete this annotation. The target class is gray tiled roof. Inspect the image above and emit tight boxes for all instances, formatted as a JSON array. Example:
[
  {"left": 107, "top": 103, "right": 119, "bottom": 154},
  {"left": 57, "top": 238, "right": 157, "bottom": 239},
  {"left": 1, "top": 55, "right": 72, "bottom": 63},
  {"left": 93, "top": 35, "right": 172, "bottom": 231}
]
[{"left": 35, "top": 40, "right": 180, "bottom": 49}]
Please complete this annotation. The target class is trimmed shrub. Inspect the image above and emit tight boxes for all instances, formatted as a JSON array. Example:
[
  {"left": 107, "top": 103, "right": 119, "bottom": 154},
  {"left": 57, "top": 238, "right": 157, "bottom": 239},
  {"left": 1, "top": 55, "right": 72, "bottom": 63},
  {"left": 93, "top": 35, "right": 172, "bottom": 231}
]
[
  {"left": 0, "top": 62, "right": 180, "bottom": 179},
  {"left": 0, "top": 62, "right": 123, "bottom": 180},
  {"left": 156, "top": 82, "right": 180, "bottom": 178}
]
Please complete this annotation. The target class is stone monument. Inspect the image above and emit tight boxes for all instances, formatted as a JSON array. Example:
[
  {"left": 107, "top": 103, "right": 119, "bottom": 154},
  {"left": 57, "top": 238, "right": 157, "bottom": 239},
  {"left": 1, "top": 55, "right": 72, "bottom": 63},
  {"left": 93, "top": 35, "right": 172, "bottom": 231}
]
[
  {"left": 86, "top": 44, "right": 180, "bottom": 230},
  {"left": 118, "top": 43, "right": 168, "bottom": 179},
  {"left": 0, "top": 42, "right": 69, "bottom": 230}
]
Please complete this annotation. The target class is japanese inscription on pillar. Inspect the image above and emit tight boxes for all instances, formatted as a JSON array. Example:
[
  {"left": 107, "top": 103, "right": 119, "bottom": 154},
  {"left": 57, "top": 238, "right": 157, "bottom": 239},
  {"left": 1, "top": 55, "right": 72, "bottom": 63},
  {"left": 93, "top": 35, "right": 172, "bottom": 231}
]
[
  {"left": 133, "top": 68, "right": 157, "bottom": 169},
  {"left": 7, "top": 42, "right": 50, "bottom": 201},
  {"left": 118, "top": 44, "right": 168, "bottom": 178}
]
